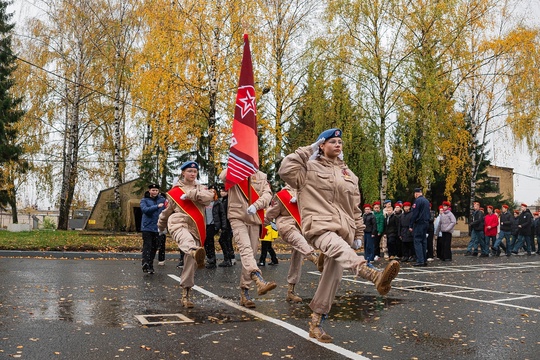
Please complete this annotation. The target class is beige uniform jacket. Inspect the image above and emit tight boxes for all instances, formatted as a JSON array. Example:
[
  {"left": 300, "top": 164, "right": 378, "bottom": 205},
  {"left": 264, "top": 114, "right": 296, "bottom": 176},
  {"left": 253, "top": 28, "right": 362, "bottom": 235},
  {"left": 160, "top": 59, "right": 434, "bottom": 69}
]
[
  {"left": 219, "top": 169, "right": 273, "bottom": 225},
  {"left": 278, "top": 145, "right": 365, "bottom": 244},
  {"left": 264, "top": 185, "right": 300, "bottom": 236},
  {"left": 157, "top": 180, "right": 215, "bottom": 241}
]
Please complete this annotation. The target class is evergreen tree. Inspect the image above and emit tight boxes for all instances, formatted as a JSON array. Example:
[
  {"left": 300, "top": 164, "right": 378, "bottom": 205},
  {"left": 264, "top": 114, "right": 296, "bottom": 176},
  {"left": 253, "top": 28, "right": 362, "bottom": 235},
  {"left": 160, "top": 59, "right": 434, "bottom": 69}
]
[{"left": 0, "top": 1, "right": 26, "bottom": 221}]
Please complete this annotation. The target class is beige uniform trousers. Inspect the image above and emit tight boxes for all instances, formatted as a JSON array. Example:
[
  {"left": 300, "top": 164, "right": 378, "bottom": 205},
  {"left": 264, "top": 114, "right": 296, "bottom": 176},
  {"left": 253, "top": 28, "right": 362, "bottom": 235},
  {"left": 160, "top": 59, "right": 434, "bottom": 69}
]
[
  {"left": 309, "top": 231, "right": 365, "bottom": 314},
  {"left": 282, "top": 228, "right": 315, "bottom": 284},
  {"left": 171, "top": 226, "right": 200, "bottom": 288},
  {"left": 230, "top": 219, "right": 261, "bottom": 289}
]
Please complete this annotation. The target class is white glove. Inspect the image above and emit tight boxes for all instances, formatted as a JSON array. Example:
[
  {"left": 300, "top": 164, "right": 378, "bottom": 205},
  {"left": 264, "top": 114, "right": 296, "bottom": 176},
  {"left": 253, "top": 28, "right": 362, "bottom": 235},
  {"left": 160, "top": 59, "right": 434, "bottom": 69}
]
[
  {"left": 309, "top": 137, "right": 325, "bottom": 160},
  {"left": 247, "top": 205, "right": 257, "bottom": 215},
  {"left": 158, "top": 229, "right": 167, "bottom": 236},
  {"left": 338, "top": 151, "right": 344, "bottom": 160},
  {"left": 270, "top": 222, "right": 277, "bottom": 231},
  {"left": 180, "top": 194, "right": 187, "bottom": 200},
  {"left": 352, "top": 239, "right": 362, "bottom": 250},
  {"left": 290, "top": 197, "right": 297, "bottom": 203}
]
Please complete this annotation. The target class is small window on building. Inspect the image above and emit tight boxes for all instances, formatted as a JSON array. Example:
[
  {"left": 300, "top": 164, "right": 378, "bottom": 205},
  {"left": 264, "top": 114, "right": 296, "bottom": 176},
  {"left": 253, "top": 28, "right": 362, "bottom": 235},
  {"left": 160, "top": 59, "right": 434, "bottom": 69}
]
[{"left": 488, "top": 176, "right": 500, "bottom": 193}]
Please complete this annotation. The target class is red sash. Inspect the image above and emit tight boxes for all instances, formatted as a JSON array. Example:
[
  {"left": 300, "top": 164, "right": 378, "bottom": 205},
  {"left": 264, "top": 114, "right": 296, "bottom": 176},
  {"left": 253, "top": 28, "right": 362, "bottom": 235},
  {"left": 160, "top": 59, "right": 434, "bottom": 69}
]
[
  {"left": 276, "top": 189, "right": 301, "bottom": 227},
  {"left": 167, "top": 186, "right": 207, "bottom": 246},
  {"left": 238, "top": 178, "right": 266, "bottom": 237}
]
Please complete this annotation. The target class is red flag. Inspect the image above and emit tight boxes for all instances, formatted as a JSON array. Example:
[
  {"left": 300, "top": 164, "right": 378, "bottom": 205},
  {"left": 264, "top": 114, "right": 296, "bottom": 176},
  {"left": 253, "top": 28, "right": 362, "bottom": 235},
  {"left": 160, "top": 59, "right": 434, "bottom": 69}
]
[{"left": 225, "top": 33, "right": 259, "bottom": 190}]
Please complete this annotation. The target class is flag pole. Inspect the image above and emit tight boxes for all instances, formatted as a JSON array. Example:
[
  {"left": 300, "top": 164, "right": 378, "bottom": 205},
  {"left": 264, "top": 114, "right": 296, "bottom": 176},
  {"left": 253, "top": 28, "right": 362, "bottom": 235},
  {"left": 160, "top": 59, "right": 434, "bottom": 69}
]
[{"left": 248, "top": 176, "right": 252, "bottom": 204}]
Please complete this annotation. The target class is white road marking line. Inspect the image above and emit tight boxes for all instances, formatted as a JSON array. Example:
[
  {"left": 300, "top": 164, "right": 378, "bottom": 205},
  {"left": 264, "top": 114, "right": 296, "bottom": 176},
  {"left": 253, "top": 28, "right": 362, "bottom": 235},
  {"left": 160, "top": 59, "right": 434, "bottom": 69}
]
[
  {"left": 327, "top": 264, "right": 540, "bottom": 313},
  {"left": 390, "top": 261, "right": 540, "bottom": 275},
  {"left": 167, "top": 274, "right": 369, "bottom": 360},
  {"left": 491, "top": 295, "right": 535, "bottom": 302}
]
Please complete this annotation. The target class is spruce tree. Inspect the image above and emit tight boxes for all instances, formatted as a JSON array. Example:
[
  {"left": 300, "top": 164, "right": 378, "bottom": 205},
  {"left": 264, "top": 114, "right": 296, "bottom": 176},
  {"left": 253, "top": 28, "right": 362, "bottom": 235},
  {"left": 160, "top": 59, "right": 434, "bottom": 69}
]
[{"left": 0, "top": 0, "right": 26, "bottom": 220}]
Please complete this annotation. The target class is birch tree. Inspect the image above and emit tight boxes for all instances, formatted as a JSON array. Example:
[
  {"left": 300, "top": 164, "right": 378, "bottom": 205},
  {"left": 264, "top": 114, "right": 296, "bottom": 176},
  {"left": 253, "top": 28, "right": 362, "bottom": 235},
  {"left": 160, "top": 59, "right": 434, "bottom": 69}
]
[
  {"left": 133, "top": 0, "right": 244, "bottom": 186},
  {"left": 253, "top": 0, "right": 320, "bottom": 183},
  {"left": 85, "top": 0, "right": 141, "bottom": 229},
  {"left": 324, "top": 0, "right": 411, "bottom": 201},
  {"left": 21, "top": 0, "right": 107, "bottom": 229}
]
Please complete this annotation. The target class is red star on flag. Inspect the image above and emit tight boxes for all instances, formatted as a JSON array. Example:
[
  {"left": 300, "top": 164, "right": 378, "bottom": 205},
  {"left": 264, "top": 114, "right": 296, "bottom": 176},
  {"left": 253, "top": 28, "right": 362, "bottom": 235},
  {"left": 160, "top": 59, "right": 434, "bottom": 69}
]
[{"left": 236, "top": 85, "right": 256, "bottom": 119}]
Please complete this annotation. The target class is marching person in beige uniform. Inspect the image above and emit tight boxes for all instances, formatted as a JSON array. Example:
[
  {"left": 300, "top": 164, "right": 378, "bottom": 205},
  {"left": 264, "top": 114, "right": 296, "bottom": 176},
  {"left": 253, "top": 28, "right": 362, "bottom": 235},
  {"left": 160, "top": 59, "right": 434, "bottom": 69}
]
[
  {"left": 158, "top": 161, "right": 215, "bottom": 308},
  {"left": 219, "top": 169, "right": 276, "bottom": 308},
  {"left": 279, "top": 128, "right": 400, "bottom": 343},
  {"left": 264, "top": 184, "right": 323, "bottom": 303}
]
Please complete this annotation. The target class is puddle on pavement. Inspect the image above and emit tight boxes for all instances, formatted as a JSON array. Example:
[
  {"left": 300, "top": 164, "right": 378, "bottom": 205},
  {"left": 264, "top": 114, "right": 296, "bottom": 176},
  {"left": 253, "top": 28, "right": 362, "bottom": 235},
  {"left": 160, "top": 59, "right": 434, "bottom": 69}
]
[{"left": 7, "top": 286, "right": 401, "bottom": 328}]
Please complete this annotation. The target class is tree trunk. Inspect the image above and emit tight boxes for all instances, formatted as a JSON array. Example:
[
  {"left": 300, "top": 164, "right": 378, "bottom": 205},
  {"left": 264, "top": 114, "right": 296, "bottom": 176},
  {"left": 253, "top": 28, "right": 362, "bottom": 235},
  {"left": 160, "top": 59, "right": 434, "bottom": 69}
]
[
  {"left": 112, "top": 48, "right": 124, "bottom": 231},
  {"left": 206, "top": 27, "right": 219, "bottom": 184},
  {"left": 8, "top": 193, "right": 18, "bottom": 224},
  {"left": 57, "top": 59, "right": 82, "bottom": 230}
]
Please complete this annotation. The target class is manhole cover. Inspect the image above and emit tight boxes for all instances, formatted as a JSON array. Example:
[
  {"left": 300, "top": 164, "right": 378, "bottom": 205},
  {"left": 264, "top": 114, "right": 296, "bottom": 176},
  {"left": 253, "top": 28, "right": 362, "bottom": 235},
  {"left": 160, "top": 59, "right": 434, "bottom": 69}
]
[{"left": 135, "top": 313, "right": 194, "bottom": 325}]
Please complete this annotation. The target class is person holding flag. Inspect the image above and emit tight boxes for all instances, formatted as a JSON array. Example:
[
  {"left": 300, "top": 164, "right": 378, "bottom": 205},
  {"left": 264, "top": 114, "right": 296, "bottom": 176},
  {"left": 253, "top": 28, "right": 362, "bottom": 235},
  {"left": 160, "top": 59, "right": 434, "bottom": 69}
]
[
  {"left": 157, "top": 161, "right": 215, "bottom": 308},
  {"left": 264, "top": 184, "right": 323, "bottom": 303},
  {"left": 219, "top": 168, "right": 275, "bottom": 308},
  {"left": 279, "top": 128, "right": 400, "bottom": 343},
  {"left": 220, "top": 32, "right": 276, "bottom": 308}
]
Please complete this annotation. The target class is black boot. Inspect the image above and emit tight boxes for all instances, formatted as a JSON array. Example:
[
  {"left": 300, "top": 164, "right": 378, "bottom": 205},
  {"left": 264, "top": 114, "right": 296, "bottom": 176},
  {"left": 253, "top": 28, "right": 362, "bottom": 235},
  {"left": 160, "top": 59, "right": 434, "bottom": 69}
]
[
  {"left": 218, "top": 259, "right": 232, "bottom": 267},
  {"left": 205, "top": 257, "right": 217, "bottom": 269}
]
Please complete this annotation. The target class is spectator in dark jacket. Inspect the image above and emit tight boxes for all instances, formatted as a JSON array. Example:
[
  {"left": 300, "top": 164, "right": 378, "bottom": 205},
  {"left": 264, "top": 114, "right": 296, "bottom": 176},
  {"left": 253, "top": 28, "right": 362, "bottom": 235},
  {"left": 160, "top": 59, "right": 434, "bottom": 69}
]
[
  {"left": 399, "top": 202, "right": 414, "bottom": 262},
  {"left": 140, "top": 183, "right": 167, "bottom": 274},
  {"left": 409, "top": 188, "right": 431, "bottom": 266},
  {"left": 493, "top": 204, "right": 513, "bottom": 256},
  {"left": 532, "top": 212, "right": 539, "bottom": 254},
  {"left": 512, "top": 204, "right": 533, "bottom": 255},
  {"left": 466, "top": 202, "right": 486, "bottom": 257},
  {"left": 362, "top": 204, "right": 376, "bottom": 263},
  {"left": 204, "top": 187, "right": 221, "bottom": 269},
  {"left": 385, "top": 205, "right": 401, "bottom": 259},
  {"left": 217, "top": 187, "right": 236, "bottom": 267}
]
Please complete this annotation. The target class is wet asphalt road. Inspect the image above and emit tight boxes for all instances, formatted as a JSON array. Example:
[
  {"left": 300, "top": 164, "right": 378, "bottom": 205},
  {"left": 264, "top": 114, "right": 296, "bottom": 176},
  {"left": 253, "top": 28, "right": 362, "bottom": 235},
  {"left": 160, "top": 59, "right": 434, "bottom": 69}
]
[{"left": 0, "top": 251, "right": 539, "bottom": 360}]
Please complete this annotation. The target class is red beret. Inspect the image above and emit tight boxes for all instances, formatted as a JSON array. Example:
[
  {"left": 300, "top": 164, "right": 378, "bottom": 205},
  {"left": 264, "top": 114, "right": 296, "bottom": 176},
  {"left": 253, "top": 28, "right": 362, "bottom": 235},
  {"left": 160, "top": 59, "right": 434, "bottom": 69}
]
[
  {"left": 438, "top": 205, "right": 444, "bottom": 210},
  {"left": 473, "top": 201, "right": 480, "bottom": 206},
  {"left": 442, "top": 201, "right": 451, "bottom": 207},
  {"left": 403, "top": 202, "right": 411, "bottom": 207},
  {"left": 372, "top": 201, "right": 381, "bottom": 206},
  {"left": 514, "top": 210, "right": 520, "bottom": 213},
  {"left": 363, "top": 204, "right": 372, "bottom": 209},
  {"left": 521, "top": 203, "right": 527, "bottom": 207},
  {"left": 502, "top": 204, "right": 509, "bottom": 209},
  {"left": 534, "top": 212, "right": 539, "bottom": 216},
  {"left": 487, "top": 205, "right": 493, "bottom": 209},
  {"left": 495, "top": 209, "right": 501, "bottom": 213}
]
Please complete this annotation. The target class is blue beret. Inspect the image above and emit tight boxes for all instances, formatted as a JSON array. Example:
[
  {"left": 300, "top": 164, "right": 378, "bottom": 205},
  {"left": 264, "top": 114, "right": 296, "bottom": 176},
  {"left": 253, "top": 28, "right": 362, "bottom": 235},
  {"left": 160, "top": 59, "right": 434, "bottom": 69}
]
[
  {"left": 317, "top": 128, "right": 342, "bottom": 142},
  {"left": 180, "top": 161, "right": 199, "bottom": 171}
]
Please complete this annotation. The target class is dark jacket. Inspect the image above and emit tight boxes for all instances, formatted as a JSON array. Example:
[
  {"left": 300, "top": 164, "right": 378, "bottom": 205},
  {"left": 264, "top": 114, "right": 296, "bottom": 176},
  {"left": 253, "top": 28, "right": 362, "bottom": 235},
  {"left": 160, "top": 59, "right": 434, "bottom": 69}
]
[
  {"left": 216, "top": 196, "right": 230, "bottom": 231},
  {"left": 410, "top": 195, "right": 430, "bottom": 225},
  {"left": 212, "top": 201, "right": 221, "bottom": 230},
  {"left": 385, "top": 212, "right": 401, "bottom": 236},
  {"left": 534, "top": 217, "right": 540, "bottom": 237},
  {"left": 363, "top": 212, "right": 376, "bottom": 233},
  {"left": 140, "top": 191, "right": 166, "bottom": 232},
  {"left": 518, "top": 209, "right": 533, "bottom": 236},
  {"left": 470, "top": 210, "right": 484, "bottom": 232},
  {"left": 399, "top": 211, "right": 413, "bottom": 243},
  {"left": 511, "top": 215, "right": 520, "bottom": 237},
  {"left": 499, "top": 211, "right": 513, "bottom": 232}
]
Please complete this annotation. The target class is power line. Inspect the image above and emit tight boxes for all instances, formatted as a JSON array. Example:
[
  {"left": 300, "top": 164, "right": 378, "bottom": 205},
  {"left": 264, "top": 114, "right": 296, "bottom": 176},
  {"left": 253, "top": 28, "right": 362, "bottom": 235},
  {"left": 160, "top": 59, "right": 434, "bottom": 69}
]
[
  {"left": 14, "top": 55, "right": 151, "bottom": 114},
  {"left": 513, "top": 171, "right": 540, "bottom": 181}
]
